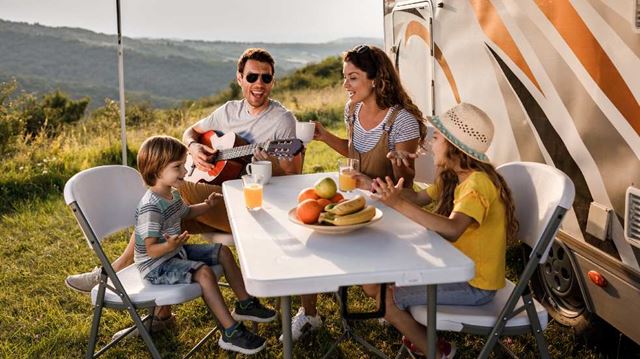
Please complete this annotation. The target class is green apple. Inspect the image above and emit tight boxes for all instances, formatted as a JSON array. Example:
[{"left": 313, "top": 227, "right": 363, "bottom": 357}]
[{"left": 314, "top": 177, "right": 337, "bottom": 199}]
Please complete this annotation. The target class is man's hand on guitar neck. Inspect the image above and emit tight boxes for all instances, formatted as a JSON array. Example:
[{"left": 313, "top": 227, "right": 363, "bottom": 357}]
[{"left": 188, "top": 142, "right": 218, "bottom": 172}]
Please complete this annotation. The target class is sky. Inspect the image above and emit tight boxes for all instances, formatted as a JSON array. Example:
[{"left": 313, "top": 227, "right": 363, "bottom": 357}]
[{"left": 0, "top": 0, "right": 384, "bottom": 43}]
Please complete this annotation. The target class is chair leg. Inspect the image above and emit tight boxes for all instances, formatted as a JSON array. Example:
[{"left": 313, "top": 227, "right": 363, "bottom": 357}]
[
  {"left": 86, "top": 300, "right": 103, "bottom": 359},
  {"left": 523, "top": 293, "right": 551, "bottom": 359}
]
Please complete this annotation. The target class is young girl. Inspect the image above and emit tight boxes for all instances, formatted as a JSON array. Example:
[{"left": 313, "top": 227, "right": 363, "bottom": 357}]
[
  {"left": 286, "top": 44, "right": 425, "bottom": 342},
  {"left": 367, "top": 103, "right": 518, "bottom": 358},
  {"left": 134, "top": 135, "right": 277, "bottom": 355}
]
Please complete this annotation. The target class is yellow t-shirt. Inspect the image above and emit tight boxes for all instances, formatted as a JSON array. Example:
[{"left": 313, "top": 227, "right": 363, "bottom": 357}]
[{"left": 426, "top": 172, "right": 506, "bottom": 290}]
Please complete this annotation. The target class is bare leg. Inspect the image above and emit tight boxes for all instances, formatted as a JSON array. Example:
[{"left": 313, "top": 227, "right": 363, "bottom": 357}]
[
  {"left": 381, "top": 286, "right": 441, "bottom": 357},
  {"left": 111, "top": 232, "right": 135, "bottom": 272},
  {"left": 217, "top": 245, "right": 250, "bottom": 301},
  {"left": 301, "top": 294, "right": 318, "bottom": 316},
  {"left": 193, "top": 265, "right": 235, "bottom": 328}
]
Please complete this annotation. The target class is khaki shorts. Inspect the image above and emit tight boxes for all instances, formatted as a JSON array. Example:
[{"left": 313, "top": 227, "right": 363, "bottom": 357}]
[{"left": 178, "top": 181, "right": 231, "bottom": 234}]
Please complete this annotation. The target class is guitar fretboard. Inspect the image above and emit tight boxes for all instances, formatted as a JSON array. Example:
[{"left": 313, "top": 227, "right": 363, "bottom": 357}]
[{"left": 214, "top": 142, "right": 268, "bottom": 161}]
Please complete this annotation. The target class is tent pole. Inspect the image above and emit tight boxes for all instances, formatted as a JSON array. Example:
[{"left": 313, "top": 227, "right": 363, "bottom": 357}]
[{"left": 116, "top": 0, "right": 127, "bottom": 166}]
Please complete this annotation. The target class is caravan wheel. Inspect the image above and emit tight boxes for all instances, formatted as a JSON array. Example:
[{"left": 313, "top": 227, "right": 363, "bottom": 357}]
[{"left": 526, "top": 239, "right": 593, "bottom": 332}]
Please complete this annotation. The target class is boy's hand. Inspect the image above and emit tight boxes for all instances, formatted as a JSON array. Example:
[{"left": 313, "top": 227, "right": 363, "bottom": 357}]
[
  {"left": 164, "top": 231, "right": 189, "bottom": 249},
  {"left": 204, "top": 192, "right": 223, "bottom": 207}
]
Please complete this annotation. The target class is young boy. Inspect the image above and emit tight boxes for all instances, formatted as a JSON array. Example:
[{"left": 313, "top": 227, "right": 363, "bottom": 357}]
[{"left": 134, "top": 135, "right": 276, "bottom": 355}]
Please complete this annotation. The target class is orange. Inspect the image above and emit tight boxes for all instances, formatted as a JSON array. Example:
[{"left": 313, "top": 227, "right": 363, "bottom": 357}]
[
  {"left": 296, "top": 199, "right": 323, "bottom": 224},
  {"left": 297, "top": 187, "right": 320, "bottom": 203},
  {"left": 330, "top": 193, "right": 344, "bottom": 203},
  {"left": 316, "top": 198, "right": 331, "bottom": 208}
]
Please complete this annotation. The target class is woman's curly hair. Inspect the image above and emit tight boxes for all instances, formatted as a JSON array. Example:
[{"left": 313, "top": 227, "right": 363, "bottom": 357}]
[{"left": 343, "top": 45, "right": 426, "bottom": 138}]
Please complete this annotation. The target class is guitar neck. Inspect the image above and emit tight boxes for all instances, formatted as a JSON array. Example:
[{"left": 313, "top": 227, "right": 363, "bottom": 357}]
[{"left": 214, "top": 141, "right": 268, "bottom": 161}]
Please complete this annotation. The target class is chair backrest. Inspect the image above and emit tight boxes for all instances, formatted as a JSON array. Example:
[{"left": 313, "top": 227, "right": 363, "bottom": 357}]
[
  {"left": 496, "top": 162, "right": 575, "bottom": 263},
  {"left": 64, "top": 165, "right": 146, "bottom": 246}
]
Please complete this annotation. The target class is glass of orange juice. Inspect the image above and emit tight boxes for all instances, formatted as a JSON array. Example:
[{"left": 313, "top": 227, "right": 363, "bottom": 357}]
[
  {"left": 338, "top": 158, "right": 359, "bottom": 192},
  {"left": 242, "top": 174, "right": 263, "bottom": 211}
]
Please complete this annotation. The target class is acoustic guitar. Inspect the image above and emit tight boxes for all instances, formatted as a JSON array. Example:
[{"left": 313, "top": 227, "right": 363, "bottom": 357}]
[{"left": 184, "top": 130, "right": 303, "bottom": 185}]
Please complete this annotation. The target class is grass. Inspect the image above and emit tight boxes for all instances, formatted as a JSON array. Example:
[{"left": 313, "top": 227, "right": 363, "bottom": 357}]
[{"left": 0, "top": 83, "right": 614, "bottom": 358}]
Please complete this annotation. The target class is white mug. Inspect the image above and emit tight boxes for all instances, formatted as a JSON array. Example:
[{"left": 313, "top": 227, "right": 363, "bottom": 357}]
[
  {"left": 246, "top": 161, "right": 272, "bottom": 184},
  {"left": 296, "top": 121, "right": 316, "bottom": 144}
]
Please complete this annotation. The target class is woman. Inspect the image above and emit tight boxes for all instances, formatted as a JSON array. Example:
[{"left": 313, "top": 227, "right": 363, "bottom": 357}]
[
  {"left": 314, "top": 44, "right": 424, "bottom": 188},
  {"left": 283, "top": 45, "right": 426, "bottom": 343}
]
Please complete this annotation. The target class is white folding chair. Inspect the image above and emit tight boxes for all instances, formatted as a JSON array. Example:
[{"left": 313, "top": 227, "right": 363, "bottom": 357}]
[
  {"left": 64, "top": 165, "right": 223, "bottom": 359},
  {"left": 401, "top": 161, "right": 575, "bottom": 358}
]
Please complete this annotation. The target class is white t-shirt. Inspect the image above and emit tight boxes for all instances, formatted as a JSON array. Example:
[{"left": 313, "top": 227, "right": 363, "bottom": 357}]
[
  {"left": 345, "top": 103, "right": 421, "bottom": 153},
  {"left": 196, "top": 99, "right": 296, "bottom": 144}
]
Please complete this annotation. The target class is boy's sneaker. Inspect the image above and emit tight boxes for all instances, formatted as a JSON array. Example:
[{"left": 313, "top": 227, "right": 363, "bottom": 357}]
[
  {"left": 218, "top": 322, "right": 266, "bottom": 355},
  {"left": 111, "top": 314, "right": 176, "bottom": 341},
  {"left": 278, "top": 307, "right": 322, "bottom": 342},
  {"left": 65, "top": 267, "right": 102, "bottom": 294},
  {"left": 402, "top": 336, "right": 456, "bottom": 359},
  {"left": 231, "top": 297, "right": 277, "bottom": 323}
]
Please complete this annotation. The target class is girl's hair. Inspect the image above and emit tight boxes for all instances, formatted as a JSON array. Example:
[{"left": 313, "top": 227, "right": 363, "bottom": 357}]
[
  {"left": 433, "top": 144, "right": 519, "bottom": 244},
  {"left": 343, "top": 45, "right": 426, "bottom": 138},
  {"left": 137, "top": 136, "right": 187, "bottom": 186}
]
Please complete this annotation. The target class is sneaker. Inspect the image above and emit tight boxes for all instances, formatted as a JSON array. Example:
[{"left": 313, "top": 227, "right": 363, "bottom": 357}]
[
  {"left": 402, "top": 336, "right": 456, "bottom": 359},
  {"left": 278, "top": 307, "right": 323, "bottom": 342},
  {"left": 218, "top": 322, "right": 267, "bottom": 355},
  {"left": 111, "top": 314, "right": 176, "bottom": 341},
  {"left": 65, "top": 266, "right": 102, "bottom": 294},
  {"left": 232, "top": 297, "right": 277, "bottom": 323}
]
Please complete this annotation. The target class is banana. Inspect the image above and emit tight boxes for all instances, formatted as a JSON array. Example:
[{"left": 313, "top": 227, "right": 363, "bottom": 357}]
[
  {"left": 319, "top": 205, "right": 376, "bottom": 226},
  {"left": 324, "top": 195, "right": 366, "bottom": 216}
]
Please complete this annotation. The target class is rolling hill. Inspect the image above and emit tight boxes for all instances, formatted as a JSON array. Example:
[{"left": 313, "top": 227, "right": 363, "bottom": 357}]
[{"left": 0, "top": 19, "right": 380, "bottom": 108}]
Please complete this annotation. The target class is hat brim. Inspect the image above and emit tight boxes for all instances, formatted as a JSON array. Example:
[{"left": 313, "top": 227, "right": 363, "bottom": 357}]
[{"left": 426, "top": 115, "right": 491, "bottom": 163}]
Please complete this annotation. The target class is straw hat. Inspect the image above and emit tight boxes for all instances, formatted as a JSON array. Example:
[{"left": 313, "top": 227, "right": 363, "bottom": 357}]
[{"left": 427, "top": 103, "right": 494, "bottom": 163}]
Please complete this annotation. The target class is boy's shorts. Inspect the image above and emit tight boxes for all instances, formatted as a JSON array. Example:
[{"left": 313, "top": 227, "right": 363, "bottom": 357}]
[
  {"left": 393, "top": 281, "right": 496, "bottom": 310},
  {"left": 145, "top": 243, "right": 222, "bottom": 285}
]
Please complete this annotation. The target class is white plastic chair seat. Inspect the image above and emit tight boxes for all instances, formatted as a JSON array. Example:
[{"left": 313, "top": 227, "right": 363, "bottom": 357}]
[
  {"left": 408, "top": 280, "right": 548, "bottom": 332},
  {"left": 91, "top": 264, "right": 224, "bottom": 307}
]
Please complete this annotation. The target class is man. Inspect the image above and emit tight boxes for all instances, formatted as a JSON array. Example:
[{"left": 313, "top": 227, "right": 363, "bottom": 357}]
[{"left": 65, "top": 48, "right": 302, "bottom": 338}]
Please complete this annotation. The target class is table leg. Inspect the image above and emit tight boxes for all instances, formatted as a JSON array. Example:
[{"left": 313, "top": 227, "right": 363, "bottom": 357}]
[
  {"left": 281, "top": 296, "right": 292, "bottom": 359},
  {"left": 427, "top": 284, "right": 437, "bottom": 359}
]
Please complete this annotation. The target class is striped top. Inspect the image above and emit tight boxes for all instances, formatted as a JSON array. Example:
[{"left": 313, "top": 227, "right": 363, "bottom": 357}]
[
  {"left": 134, "top": 189, "right": 189, "bottom": 277},
  {"left": 345, "top": 103, "right": 421, "bottom": 153}
]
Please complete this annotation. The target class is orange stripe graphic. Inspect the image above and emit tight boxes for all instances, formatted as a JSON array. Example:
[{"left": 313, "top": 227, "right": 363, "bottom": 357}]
[
  {"left": 468, "top": 0, "right": 543, "bottom": 94},
  {"left": 404, "top": 21, "right": 461, "bottom": 103},
  {"left": 534, "top": 0, "right": 640, "bottom": 134}
]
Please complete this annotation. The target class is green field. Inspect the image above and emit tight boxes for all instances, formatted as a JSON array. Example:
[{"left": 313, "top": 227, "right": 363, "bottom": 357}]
[{"left": 0, "top": 71, "right": 609, "bottom": 358}]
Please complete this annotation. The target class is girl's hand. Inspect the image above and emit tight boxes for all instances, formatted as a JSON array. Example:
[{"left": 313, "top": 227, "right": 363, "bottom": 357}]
[
  {"left": 387, "top": 150, "right": 418, "bottom": 168},
  {"left": 204, "top": 192, "right": 223, "bottom": 207},
  {"left": 313, "top": 121, "right": 328, "bottom": 142},
  {"left": 252, "top": 148, "right": 271, "bottom": 161},
  {"left": 164, "top": 231, "right": 189, "bottom": 249},
  {"left": 371, "top": 177, "right": 405, "bottom": 206}
]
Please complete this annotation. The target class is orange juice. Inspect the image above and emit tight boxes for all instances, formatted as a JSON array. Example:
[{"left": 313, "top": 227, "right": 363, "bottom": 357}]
[
  {"left": 243, "top": 184, "right": 263, "bottom": 210},
  {"left": 339, "top": 172, "right": 357, "bottom": 192}
]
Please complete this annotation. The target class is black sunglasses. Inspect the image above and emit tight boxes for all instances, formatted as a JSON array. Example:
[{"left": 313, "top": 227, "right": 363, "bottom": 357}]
[{"left": 245, "top": 72, "right": 273, "bottom": 84}]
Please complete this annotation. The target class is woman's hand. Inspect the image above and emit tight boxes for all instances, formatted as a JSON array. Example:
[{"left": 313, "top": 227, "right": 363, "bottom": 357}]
[
  {"left": 387, "top": 150, "right": 418, "bottom": 168},
  {"left": 371, "top": 176, "right": 405, "bottom": 206},
  {"left": 352, "top": 171, "right": 373, "bottom": 191},
  {"left": 204, "top": 192, "right": 223, "bottom": 207},
  {"left": 313, "top": 121, "right": 329, "bottom": 142}
]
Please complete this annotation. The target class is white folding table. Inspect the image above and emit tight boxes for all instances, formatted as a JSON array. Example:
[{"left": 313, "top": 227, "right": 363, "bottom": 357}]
[{"left": 222, "top": 172, "right": 474, "bottom": 359}]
